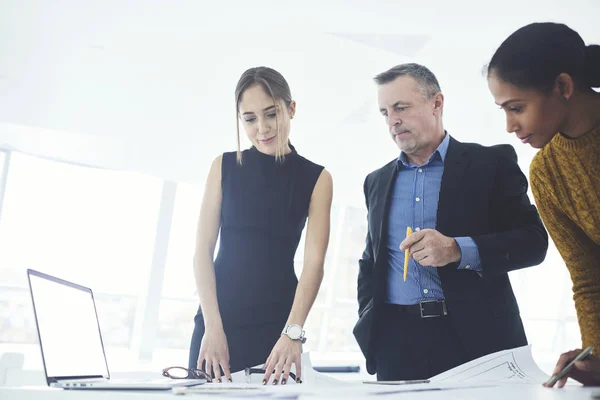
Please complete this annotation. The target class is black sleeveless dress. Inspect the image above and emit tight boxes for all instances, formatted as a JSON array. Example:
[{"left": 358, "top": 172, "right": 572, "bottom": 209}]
[{"left": 188, "top": 144, "right": 324, "bottom": 372}]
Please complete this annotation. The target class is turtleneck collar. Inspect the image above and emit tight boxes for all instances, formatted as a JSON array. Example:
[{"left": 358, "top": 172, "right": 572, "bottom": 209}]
[
  {"left": 249, "top": 143, "right": 298, "bottom": 163},
  {"left": 553, "top": 122, "right": 600, "bottom": 151}
]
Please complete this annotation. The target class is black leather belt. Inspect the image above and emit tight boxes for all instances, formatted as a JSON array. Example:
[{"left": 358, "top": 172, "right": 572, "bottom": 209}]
[{"left": 387, "top": 300, "right": 448, "bottom": 318}]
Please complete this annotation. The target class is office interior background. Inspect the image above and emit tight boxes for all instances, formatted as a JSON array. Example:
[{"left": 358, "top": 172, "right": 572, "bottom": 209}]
[{"left": 0, "top": 0, "right": 598, "bottom": 376}]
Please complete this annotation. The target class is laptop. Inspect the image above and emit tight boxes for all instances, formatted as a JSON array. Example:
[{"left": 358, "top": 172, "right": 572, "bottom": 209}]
[{"left": 26, "top": 269, "right": 206, "bottom": 390}]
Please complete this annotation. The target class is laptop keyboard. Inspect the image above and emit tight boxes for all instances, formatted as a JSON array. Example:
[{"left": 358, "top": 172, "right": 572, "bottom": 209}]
[{"left": 63, "top": 378, "right": 198, "bottom": 387}]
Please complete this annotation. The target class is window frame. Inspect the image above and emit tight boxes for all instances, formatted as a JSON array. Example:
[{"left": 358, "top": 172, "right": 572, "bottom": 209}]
[{"left": 0, "top": 149, "right": 11, "bottom": 228}]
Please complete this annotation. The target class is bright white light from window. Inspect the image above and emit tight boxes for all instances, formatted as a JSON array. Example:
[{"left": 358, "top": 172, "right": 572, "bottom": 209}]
[
  {"left": 0, "top": 152, "right": 163, "bottom": 349},
  {"left": 162, "top": 182, "right": 204, "bottom": 299},
  {"left": 0, "top": 152, "right": 162, "bottom": 293}
]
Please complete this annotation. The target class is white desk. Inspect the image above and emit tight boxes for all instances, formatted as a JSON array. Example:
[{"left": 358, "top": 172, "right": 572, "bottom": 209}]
[{"left": 1, "top": 383, "right": 599, "bottom": 399}]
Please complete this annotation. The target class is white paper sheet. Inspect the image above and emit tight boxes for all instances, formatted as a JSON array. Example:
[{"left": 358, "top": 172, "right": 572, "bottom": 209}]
[
  {"left": 171, "top": 352, "right": 347, "bottom": 397},
  {"left": 430, "top": 345, "right": 550, "bottom": 384}
]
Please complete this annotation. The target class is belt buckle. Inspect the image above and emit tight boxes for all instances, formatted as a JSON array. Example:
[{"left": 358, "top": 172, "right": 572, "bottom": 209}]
[{"left": 419, "top": 300, "right": 448, "bottom": 318}]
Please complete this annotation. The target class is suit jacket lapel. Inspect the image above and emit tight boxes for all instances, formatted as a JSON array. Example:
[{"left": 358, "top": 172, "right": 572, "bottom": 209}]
[
  {"left": 375, "top": 161, "right": 398, "bottom": 260},
  {"left": 437, "top": 137, "right": 469, "bottom": 235}
]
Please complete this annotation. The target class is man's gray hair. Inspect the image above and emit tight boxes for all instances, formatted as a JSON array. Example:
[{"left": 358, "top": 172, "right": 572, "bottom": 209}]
[{"left": 374, "top": 63, "right": 442, "bottom": 99}]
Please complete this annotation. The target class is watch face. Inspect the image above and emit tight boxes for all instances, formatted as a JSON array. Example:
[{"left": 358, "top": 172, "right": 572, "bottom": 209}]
[{"left": 287, "top": 325, "right": 302, "bottom": 339}]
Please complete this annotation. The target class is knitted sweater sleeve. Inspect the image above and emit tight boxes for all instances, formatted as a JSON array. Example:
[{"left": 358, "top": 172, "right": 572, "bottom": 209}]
[{"left": 530, "top": 158, "right": 600, "bottom": 353}]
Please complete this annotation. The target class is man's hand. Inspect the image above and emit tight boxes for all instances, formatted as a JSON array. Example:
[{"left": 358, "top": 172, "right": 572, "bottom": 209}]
[{"left": 399, "top": 229, "right": 461, "bottom": 267}]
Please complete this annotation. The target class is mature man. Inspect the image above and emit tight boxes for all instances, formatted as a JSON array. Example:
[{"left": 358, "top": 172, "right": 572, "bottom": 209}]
[{"left": 353, "top": 63, "right": 548, "bottom": 380}]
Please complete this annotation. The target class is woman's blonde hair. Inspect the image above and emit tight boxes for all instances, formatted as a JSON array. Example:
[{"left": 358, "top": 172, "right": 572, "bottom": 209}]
[{"left": 235, "top": 67, "right": 292, "bottom": 164}]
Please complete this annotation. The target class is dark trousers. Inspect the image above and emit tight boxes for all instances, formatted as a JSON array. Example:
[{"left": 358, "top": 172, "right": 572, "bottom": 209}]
[
  {"left": 375, "top": 303, "right": 468, "bottom": 381},
  {"left": 188, "top": 315, "right": 281, "bottom": 373}
]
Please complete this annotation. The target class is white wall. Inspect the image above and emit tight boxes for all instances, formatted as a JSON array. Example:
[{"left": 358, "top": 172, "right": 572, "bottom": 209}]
[{"left": 1, "top": 0, "right": 598, "bottom": 195}]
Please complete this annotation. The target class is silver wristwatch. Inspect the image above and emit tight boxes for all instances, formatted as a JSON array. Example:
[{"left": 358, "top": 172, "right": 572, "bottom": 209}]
[{"left": 282, "top": 324, "right": 307, "bottom": 343}]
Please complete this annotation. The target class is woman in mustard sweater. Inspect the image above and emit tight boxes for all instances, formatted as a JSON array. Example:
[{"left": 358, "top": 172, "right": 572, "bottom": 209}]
[{"left": 487, "top": 22, "right": 600, "bottom": 388}]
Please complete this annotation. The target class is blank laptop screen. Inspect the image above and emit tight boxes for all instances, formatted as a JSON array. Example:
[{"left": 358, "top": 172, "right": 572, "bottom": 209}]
[{"left": 29, "top": 272, "right": 109, "bottom": 379}]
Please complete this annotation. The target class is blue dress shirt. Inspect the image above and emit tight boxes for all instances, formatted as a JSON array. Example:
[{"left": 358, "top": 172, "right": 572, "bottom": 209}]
[{"left": 386, "top": 132, "right": 481, "bottom": 305}]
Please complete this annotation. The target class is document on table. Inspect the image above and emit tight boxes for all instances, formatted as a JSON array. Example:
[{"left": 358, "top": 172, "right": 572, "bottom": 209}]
[
  {"left": 430, "top": 345, "right": 550, "bottom": 384},
  {"left": 171, "top": 352, "right": 346, "bottom": 396}
]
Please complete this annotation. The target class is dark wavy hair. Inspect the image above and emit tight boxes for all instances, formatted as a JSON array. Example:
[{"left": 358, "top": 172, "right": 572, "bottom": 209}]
[{"left": 487, "top": 22, "right": 600, "bottom": 93}]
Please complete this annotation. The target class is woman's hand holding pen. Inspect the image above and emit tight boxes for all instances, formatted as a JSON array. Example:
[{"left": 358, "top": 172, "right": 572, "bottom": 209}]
[
  {"left": 262, "top": 335, "right": 302, "bottom": 385},
  {"left": 197, "top": 324, "right": 232, "bottom": 383},
  {"left": 544, "top": 349, "right": 600, "bottom": 388}
]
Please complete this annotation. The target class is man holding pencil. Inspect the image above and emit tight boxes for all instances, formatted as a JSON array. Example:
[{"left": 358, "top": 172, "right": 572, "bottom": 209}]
[{"left": 353, "top": 63, "right": 548, "bottom": 381}]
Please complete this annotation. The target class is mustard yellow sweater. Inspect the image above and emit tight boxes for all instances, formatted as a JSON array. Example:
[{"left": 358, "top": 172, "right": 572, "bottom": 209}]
[{"left": 530, "top": 124, "right": 600, "bottom": 353}]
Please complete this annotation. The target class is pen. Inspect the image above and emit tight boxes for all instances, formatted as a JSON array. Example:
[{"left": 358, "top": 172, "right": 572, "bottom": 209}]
[
  {"left": 544, "top": 346, "right": 595, "bottom": 386},
  {"left": 403, "top": 226, "right": 413, "bottom": 281}
]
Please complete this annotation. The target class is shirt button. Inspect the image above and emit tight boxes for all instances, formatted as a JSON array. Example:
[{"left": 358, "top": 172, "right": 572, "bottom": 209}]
[
  {"left": 415, "top": 197, "right": 421, "bottom": 202},
  {"left": 415, "top": 227, "right": 421, "bottom": 231},
  {"left": 465, "top": 264, "right": 471, "bottom": 269},
  {"left": 418, "top": 168, "right": 423, "bottom": 173},
  {"left": 423, "top": 289, "right": 429, "bottom": 294}
]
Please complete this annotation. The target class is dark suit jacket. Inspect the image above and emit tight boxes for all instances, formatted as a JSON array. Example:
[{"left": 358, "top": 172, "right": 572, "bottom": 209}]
[{"left": 353, "top": 137, "right": 548, "bottom": 374}]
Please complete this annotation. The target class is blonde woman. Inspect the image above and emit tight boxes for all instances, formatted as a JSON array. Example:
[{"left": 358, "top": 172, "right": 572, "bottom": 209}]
[{"left": 189, "top": 67, "right": 333, "bottom": 385}]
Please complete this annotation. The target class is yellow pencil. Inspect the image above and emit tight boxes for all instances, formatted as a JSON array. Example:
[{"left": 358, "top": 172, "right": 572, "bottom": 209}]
[{"left": 403, "top": 226, "right": 413, "bottom": 281}]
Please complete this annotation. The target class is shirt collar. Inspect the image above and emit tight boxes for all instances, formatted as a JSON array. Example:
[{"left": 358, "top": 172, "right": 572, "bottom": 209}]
[{"left": 398, "top": 131, "right": 450, "bottom": 168}]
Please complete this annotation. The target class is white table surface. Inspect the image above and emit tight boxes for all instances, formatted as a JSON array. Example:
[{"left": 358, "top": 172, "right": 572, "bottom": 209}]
[{"left": 1, "top": 382, "right": 599, "bottom": 400}]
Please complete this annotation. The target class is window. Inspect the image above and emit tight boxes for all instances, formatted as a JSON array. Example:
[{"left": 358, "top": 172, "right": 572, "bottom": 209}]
[
  {"left": 157, "top": 182, "right": 204, "bottom": 350},
  {"left": 161, "top": 183, "right": 204, "bottom": 300},
  {"left": 0, "top": 150, "right": 583, "bottom": 375},
  {"left": 509, "top": 244, "right": 580, "bottom": 369},
  {"left": 295, "top": 205, "right": 365, "bottom": 355},
  {"left": 0, "top": 150, "right": 8, "bottom": 231},
  {"left": 0, "top": 152, "right": 163, "bottom": 363}
]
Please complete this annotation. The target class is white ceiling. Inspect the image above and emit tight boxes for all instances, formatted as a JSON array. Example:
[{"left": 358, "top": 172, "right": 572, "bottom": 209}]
[{"left": 0, "top": 0, "right": 598, "bottom": 203}]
